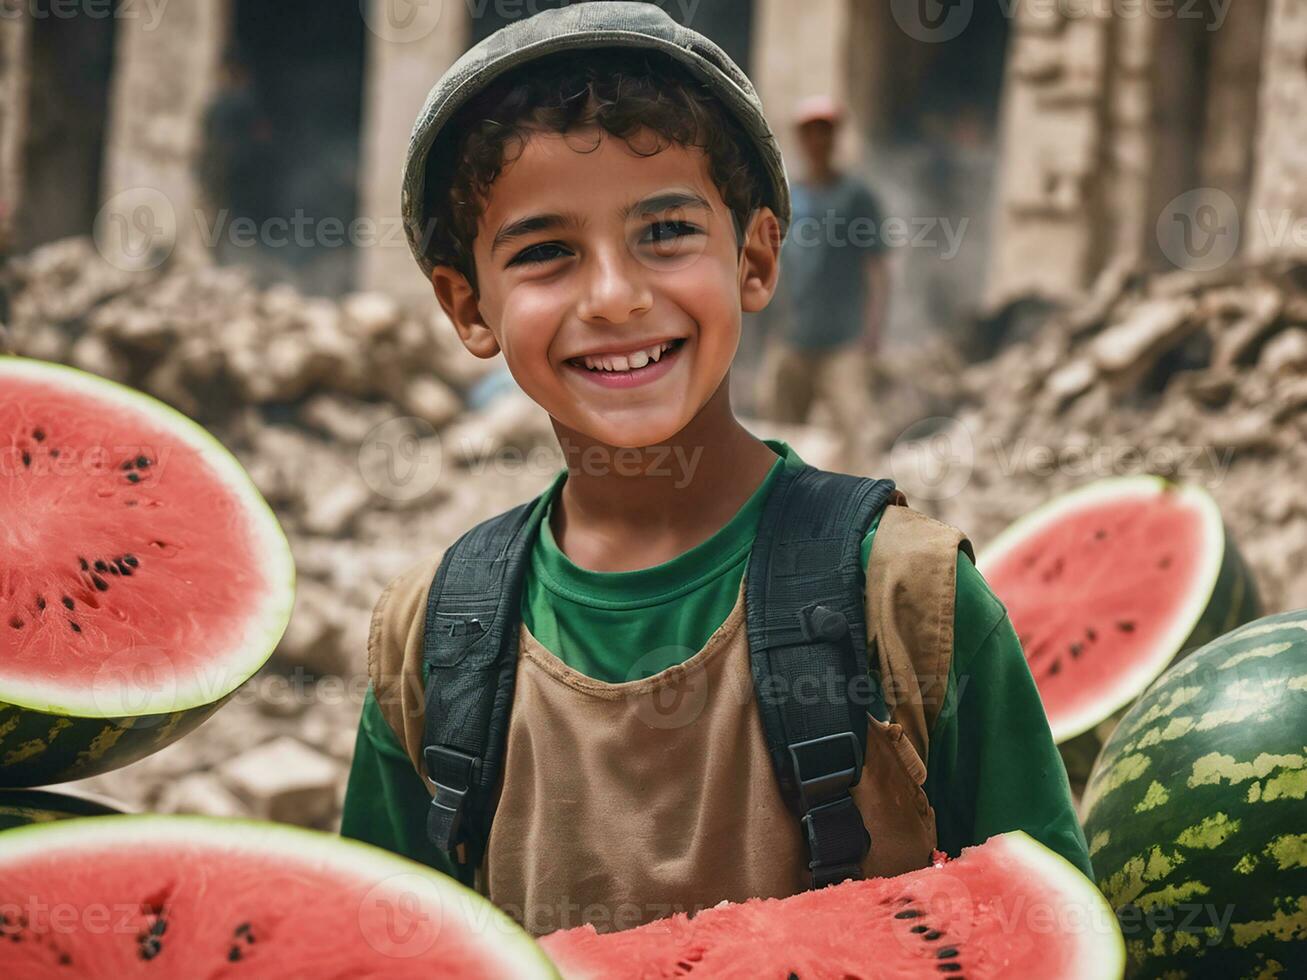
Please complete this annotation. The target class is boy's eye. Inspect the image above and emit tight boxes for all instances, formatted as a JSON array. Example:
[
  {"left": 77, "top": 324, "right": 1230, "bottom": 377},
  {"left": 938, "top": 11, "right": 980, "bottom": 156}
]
[
  {"left": 509, "top": 242, "right": 571, "bottom": 266},
  {"left": 642, "top": 220, "right": 702, "bottom": 246}
]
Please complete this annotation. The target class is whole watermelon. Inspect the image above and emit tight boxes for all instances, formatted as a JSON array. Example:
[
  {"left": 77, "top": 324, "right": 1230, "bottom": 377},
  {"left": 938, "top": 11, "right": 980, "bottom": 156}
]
[{"left": 1082, "top": 609, "right": 1307, "bottom": 978}]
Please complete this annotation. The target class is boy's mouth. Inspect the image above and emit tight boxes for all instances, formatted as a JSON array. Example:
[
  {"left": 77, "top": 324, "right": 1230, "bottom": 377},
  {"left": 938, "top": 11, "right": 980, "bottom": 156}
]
[{"left": 564, "top": 338, "right": 687, "bottom": 389}]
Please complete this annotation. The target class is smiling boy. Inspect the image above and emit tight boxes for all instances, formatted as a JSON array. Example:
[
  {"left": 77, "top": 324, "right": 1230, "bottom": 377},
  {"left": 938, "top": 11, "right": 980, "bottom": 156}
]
[{"left": 341, "top": 3, "right": 1090, "bottom": 937}]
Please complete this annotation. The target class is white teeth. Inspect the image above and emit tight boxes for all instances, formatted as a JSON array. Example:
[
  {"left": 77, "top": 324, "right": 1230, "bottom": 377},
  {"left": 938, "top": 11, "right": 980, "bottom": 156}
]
[{"left": 579, "top": 341, "right": 677, "bottom": 372}]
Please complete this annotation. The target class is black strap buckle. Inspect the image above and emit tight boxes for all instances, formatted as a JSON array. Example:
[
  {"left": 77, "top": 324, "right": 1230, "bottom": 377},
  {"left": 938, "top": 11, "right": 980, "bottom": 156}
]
[
  {"left": 801, "top": 796, "right": 870, "bottom": 887},
  {"left": 787, "top": 731, "right": 863, "bottom": 812},
  {"left": 424, "top": 745, "right": 480, "bottom": 850}
]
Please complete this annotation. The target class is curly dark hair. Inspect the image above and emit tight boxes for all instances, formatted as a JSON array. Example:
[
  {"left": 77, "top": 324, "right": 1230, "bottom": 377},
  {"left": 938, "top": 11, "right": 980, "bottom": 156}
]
[{"left": 420, "top": 48, "right": 768, "bottom": 291}]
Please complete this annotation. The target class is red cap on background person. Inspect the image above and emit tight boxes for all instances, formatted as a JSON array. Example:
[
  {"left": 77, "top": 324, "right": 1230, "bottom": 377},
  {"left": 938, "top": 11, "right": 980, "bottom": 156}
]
[{"left": 793, "top": 94, "right": 845, "bottom": 128}]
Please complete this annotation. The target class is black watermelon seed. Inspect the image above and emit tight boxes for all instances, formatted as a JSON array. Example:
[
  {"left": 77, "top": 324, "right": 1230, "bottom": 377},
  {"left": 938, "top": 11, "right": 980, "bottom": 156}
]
[
  {"left": 122, "top": 460, "right": 135, "bottom": 471},
  {"left": 924, "top": 930, "right": 942, "bottom": 940},
  {"left": 234, "top": 922, "right": 251, "bottom": 935},
  {"left": 58, "top": 953, "right": 71, "bottom": 965},
  {"left": 1117, "top": 620, "right": 1135, "bottom": 633},
  {"left": 62, "top": 596, "right": 74, "bottom": 610},
  {"left": 8, "top": 617, "right": 23, "bottom": 629},
  {"left": 150, "top": 919, "right": 167, "bottom": 937},
  {"left": 136, "top": 455, "right": 150, "bottom": 468},
  {"left": 1086, "top": 627, "right": 1097, "bottom": 642},
  {"left": 1069, "top": 642, "right": 1083, "bottom": 658},
  {"left": 94, "top": 560, "right": 109, "bottom": 573},
  {"left": 78, "top": 557, "right": 89, "bottom": 571},
  {"left": 1047, "top": 660, "right": 1061, "bottom": 676},
  {"left": 911, "top": 925, "right": 928, "bottom": 934},
  {"left": 937, "top": 948, "right": 959, "bottom": 958},
  {"left": 32, "top": 428, "right": 45, "bottom": 442},
  {"left": 21, "top": 451, "right": 30, "bottom": 467},
  {"left": 69, "top": 621, "right": 81, "bottom": 633},
  {"left": 139, "top": 938, "right": 160, "bottom": 960},
  {"left": 124, "top": 555, "right": 139, "bottom": 567},
  {"left": 787, "top": 974, "right": 799, "bottom": 980},
  {"left": 228, "top": 945, "right": 242, "bottom": 962},
  {"left": 50, "top": 448, "right": 59, "bottom": 458},
  {"left": 937, "top": 965, "right": 962, "bottom": 974},
  {"left": 894, "top": 910, "right": 922, "bottom": 919},
  {"left": 91, "top": 574, "right": 109, "bottom": 591},
  {"left": 127, "top": 472, "right": 141, "bottom": 484},
  {"left": 35, "top": 596, "right": 46, "bottom": 611}
]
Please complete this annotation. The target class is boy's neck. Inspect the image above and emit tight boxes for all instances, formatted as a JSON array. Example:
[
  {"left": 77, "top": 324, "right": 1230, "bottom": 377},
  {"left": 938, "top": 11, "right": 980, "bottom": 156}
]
[{"left": 549, "top": 383, "right": 779, "bottom": 573}]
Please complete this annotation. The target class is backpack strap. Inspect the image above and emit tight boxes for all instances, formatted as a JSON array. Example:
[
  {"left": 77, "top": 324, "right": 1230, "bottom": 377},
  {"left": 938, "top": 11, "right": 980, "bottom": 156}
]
[
  {"left": 420, "top": 497, "right": 546, "bottom": 863},
  {"left": 744, "top": 463, "right": 899, "bottom": 889}
]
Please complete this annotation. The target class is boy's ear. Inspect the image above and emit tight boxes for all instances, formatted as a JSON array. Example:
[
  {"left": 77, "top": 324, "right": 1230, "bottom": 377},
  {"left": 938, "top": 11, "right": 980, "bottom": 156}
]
[
  {"left": 430, "top": 265, "right": 500, "bottom": 358},
  {"left": 738, "top": 206, "right": 782, "bottom": 313}
]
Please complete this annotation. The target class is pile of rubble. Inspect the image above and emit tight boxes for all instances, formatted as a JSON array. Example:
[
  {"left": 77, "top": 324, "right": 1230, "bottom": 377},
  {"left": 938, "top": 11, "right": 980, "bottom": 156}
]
[{"left": 885, "top": 258, "right": 1307, "bottom": 612}]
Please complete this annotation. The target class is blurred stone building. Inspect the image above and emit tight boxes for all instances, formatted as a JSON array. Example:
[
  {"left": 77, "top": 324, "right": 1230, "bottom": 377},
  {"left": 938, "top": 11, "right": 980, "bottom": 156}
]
[{"left": 1, "top": 0, "right": 1304, "bottom": 329}]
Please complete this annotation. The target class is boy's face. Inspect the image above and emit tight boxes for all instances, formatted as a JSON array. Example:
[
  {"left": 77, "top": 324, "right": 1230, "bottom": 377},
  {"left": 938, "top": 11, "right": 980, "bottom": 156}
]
[{"left": 431, "top": 127, "right": 781, "bottom": 449}]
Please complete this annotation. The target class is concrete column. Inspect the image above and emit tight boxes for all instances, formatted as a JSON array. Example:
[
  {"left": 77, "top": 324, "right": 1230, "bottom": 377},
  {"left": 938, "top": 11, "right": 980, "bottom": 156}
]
[
  {"left": 99, "top": 0, "right": 229, "bottom": 268},
  {"left": 1198, "top": 0, "right": 1268, "bottom": 215},
  {"left": 750, "top": 0, "right": 858, "bottom": 173},
  {"left": 0, "top": 6, "right": 29, "bottom": 256},
  {"left": 985, "top": 6, "right": 1113, "bottom": 306},
  {"left": 356, "top": 0, "right": 469, "bottom": 304},
  {"left": 1246, "top": 0, "right": 1307, "bottom": 260}
]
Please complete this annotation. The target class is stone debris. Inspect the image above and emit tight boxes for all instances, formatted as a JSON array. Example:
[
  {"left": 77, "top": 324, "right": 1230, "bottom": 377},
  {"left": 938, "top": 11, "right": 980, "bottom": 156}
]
[{"left": 217, "top": 736, "right": 342, "bottom": 827}]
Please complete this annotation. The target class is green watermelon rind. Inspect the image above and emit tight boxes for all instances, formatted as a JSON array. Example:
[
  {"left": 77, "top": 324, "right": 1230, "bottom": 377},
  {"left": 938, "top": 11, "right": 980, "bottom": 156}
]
[
  {"left": 1080, "top": 609, "right": 1307, "bottom": 977},
  {"left": 977, "top": 475, "right": 1228, "bottom": 744},
  {"left": 0, "top": 813, "right": 559, "bottom": 978},
  {"left": 0, "top": 356, "right": 296, "bottom": 718}
]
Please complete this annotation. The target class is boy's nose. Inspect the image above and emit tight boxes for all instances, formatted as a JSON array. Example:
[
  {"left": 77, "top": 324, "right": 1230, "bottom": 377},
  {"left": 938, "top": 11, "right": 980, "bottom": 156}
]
[{"left": 576, "top": 247, "right": 654, "bottom": 325}]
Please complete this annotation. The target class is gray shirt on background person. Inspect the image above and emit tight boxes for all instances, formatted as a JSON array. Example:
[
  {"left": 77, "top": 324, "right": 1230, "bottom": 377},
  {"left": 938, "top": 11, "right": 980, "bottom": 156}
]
[{"left": 780, "top": 173, "right": 888, "bottom": 350}]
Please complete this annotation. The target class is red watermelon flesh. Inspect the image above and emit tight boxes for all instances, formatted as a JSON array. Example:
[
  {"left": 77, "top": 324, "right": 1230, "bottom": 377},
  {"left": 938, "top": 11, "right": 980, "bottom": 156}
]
[
  {"left": 0, "top": 815, "right": 557, "bottom": 978},
  {"left": 541, "top": 832, "right": 1123, "bottom": 980},
  {"left": 1, "top": 359, "right": 294, "bottom": 784},
  {"left": 977, "top": 476, "right": 1239, "bottom": 744}
]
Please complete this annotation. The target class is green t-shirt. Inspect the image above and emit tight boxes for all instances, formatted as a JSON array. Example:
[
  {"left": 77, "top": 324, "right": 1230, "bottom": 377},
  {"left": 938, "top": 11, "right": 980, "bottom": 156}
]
[{"left": 340, "top": 440, "right": 1092, "bottom": 887}]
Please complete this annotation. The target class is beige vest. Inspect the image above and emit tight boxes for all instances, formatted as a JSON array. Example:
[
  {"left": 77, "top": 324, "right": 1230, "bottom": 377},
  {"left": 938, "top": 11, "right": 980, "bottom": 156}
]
[{"left": 368, "top": 497, "right": 973, "bottom": 936}]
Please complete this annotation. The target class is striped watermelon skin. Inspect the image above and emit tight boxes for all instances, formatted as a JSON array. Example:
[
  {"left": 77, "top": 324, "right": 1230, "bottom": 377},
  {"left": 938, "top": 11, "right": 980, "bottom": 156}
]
[
  {"left": 0, "top": 788, "right": 122, "bottom": 832},
  {"left": 0, "top": 697, "right": 230, "bottom": 786},
  {"left": 1081, "top": 609, "right": 1307, "bottom": 979}
]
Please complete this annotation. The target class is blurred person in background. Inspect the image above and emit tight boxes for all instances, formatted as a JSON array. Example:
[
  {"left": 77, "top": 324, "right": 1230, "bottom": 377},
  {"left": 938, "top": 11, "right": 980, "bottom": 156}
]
[{"left": 758, "top": 96, "right": 889, "bottom": 471}]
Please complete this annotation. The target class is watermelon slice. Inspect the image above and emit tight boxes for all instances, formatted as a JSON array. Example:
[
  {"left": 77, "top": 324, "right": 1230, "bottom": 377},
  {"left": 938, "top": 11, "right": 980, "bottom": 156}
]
[
  {"left": 542, "top": 832, "right": 1124, "bottom": 979},
  {"left": 0, "top": 788, "right": 123, "bottom": 833},
  {"left": 1, "top": 357, "right": 295, "bottom": 785},
  {"left": 0, "top": 815, "right": 557, "bottom": 978},
  {"left": 978, "top": 476, "right": 1259, "bottom": 780}
]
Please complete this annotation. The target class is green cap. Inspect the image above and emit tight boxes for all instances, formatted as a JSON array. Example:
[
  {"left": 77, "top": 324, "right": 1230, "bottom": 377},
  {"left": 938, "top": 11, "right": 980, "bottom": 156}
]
[{"left": 400, "top": 1, "right": 790, "bottom": 280}]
